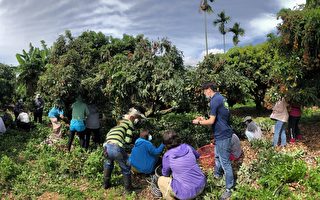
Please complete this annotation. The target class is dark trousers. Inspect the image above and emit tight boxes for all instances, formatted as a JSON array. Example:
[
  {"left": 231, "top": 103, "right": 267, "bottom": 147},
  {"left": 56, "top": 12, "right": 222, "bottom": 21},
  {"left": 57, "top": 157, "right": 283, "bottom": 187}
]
[
  {"left": 288, "top": 116, "right": 300, "bottom": 139},
  {"left": 68, "top": 130, "right": 90, "bottom": 151},
  {"left": 33, "top": 111, "right": 43, "bottom": 123},
  {"left": 17, "top": 122, "right": 30, "bottom": 132},
  {"left": 86, "top": 128, "right": 102, "bottom": 145}
]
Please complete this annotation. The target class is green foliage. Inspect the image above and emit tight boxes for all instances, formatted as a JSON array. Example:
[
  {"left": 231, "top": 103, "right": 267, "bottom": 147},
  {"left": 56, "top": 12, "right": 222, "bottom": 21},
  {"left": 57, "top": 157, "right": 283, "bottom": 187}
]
[
  {"left": 258, "top": 156, "right": 307, "bottom": 190},
  {"left": 255, "top": 117, "right": 274, "bottom": 132},
  {"left": 276, "top": 6, "right": 320, "bottom": 106},
  {"left": 37, "top": 31, "right": 188, "bottom": 118},
  {"left": 196, "top": 44, "right": 275, "bottom": 109},
  {"left": 232, "top": 185, "right": 275, "bottom": 200},
  {"left": 250, "top": 139, "right": 273, "bottom": 150},
  {"left": 305, "top": 166, "right": 320, "bottom": 192},
  {"left": 236, "top": 145, "right": 310, "bottom": 199},
  {"left": 228, "top": 22, "right": 245, "bottom": 46},
  {"left": 0, "top": 63, "right": 15, "bottom": 106},
  {"left": 229, "top": 115, "right": 246, "bottom": 138},
  {"left": 149, "top": 112, "right": 211, "bottom": 148},
  {"left": 0, "top": 156, "right": 20, "bottom": 188},
  {"left": 16, "top": 41, "right": 50, "bottom": 97},
  {"left": 225, "top": 44, "right": 274, "bottom": 109},
  {"left": 196, "top": 53, "right": 254, "bottom": 108},
  {"left": 83, "top": 147, "right": 104, "bottom": 180}
]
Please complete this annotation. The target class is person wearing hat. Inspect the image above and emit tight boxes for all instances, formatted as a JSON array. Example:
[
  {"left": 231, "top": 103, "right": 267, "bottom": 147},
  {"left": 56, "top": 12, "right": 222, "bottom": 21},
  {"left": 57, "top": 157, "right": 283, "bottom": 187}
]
[
  {"left": 103, "top": 107, "right": 146, "bottom": 192},
  {"left": 192, "top": 82, "right": 234, "bottom": 200},
  {"left": 33, "top": 93, "right": 45, "bottom": 123},
  {"left": 129, "top": 129, "right": 164, "bottom": 174},
  {"left": 243, "top": 116, "right": 262, "bottom": 142}
]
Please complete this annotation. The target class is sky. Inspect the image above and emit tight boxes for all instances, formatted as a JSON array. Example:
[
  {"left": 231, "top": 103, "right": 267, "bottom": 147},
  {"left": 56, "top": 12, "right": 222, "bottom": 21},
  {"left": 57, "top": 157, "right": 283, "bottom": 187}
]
[{"left": 0, "top": 0, "right": 306, "bottom": 66}]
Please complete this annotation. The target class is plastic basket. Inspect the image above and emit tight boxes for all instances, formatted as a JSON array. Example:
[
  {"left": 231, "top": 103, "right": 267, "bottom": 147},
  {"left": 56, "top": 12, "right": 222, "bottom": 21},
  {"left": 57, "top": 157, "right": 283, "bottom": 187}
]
[{"left": 197, "top": 143, "right": 215, "bottom": 169}]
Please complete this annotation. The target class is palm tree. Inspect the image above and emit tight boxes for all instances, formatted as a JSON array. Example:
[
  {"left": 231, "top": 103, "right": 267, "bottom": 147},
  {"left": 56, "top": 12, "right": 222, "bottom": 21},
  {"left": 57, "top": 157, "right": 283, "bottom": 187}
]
[
  {"left": 213, "top": 11, "right": 230, "bottom": 53},
  {"left": 199, "top": 0, "right": 214, "bottom": 56},
  {"left": 228, "top": 22, "right": 245, "bottom": 46}
]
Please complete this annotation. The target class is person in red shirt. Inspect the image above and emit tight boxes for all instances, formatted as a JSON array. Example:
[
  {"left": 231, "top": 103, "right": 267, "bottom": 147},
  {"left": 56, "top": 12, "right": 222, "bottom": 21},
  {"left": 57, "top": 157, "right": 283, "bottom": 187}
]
[{"left": 288, "top": 103, "right": 302, "bottom": 143}]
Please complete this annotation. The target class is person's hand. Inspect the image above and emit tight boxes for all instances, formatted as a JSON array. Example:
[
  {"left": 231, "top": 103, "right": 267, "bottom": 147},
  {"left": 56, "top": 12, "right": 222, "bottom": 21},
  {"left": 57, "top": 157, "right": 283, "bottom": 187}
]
[
  {"left": 194, "top": 116, "right": 205, "bottom": 121},
  {"left": 192, "top": 119, "right": 202, "bottom": 125},
  {"left": 192, "top": 116, "right": 205, "bottom": 125}
]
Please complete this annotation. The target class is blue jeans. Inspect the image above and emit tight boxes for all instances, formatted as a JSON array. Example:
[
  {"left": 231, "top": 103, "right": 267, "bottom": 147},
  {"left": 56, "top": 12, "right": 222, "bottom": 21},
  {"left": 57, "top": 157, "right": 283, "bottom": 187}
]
[
  {"left": 273, "top": 120, "right": 287, "bottom": 147},
  {"left": 104, "top": 143, "right": 131, "bottom": 175},
  {"left": 214, "top": 137, "right": 234, "bottom": 190}
]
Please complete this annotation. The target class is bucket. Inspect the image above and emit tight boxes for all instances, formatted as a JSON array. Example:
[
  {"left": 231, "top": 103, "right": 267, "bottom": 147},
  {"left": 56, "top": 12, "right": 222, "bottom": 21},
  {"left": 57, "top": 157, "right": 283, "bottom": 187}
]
[{"left": 197, "top": 143, "right": 215, "bottom": 169}]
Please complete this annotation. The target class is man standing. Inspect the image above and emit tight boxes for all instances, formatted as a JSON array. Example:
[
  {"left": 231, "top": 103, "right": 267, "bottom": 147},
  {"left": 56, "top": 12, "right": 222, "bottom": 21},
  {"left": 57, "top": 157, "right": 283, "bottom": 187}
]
[
  {"left": 192, "top": 82, "right": 234, "bottom": 200},
  {"left": 33, "top": 93, "right": 44, "bottom": 123}
]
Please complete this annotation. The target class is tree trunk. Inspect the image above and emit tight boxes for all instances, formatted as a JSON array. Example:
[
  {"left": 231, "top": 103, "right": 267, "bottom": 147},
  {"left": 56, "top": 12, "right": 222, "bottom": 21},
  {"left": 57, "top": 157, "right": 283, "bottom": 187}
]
[{"left": 204, "top": 12, "right": 208, "bottom": 56}]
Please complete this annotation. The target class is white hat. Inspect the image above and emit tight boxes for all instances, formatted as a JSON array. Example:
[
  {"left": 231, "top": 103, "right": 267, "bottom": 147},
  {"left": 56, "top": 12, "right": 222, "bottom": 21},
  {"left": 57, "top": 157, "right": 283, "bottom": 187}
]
[
  {"left": 128, "top": 107, "right": 147, "bottom": 119},
  {"left": 243, "top": 116, "right": 252, "bottom": 123}
]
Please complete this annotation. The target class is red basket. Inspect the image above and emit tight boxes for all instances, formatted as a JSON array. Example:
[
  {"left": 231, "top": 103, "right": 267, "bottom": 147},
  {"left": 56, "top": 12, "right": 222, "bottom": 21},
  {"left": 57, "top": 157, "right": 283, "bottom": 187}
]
[{"left": 197, "top": 143, "right": 215, "bottom": 169}]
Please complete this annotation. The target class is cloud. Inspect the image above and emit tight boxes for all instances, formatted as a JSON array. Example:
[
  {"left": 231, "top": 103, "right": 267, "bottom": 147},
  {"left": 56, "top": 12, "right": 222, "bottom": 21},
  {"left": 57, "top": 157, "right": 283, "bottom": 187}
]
[
  {"left": 278, "top": 0, "right": 306, "bottom": 9},
  {"left": 184, "top": 56, "right": 200, "bottom": 67},
  {"left": 0, "top": 0, "right": 135, "bottom": 65},
  {"left": 184, "top": 48, "right": 224, "bottom": 66},
  {"left": 249, "top": 13, "right": 280, "bottom": 35},
  {"left": 0, "top": 0, "right": 307, "bottom": 66}
]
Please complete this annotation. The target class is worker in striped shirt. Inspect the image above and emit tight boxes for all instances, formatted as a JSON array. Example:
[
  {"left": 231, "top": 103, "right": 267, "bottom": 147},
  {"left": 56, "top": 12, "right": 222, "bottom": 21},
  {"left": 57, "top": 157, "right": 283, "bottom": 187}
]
[{"left": 103, "top": 107, "right": 146, "bottom": 192}]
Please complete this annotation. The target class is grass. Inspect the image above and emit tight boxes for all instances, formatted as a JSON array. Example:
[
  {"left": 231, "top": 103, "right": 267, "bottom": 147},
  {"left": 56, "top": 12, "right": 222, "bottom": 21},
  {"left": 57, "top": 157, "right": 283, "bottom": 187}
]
[{"left": 0, "top": 107, "right": 319, "bottom": 199}]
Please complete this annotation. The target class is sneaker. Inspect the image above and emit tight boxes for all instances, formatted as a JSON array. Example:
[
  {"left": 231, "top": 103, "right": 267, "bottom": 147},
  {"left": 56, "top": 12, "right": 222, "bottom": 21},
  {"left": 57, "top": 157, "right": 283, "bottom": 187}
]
[
  {"left": 220, "top": 189, "right": 232, "bottom": 200},
  {"left": 290, "top": 138, "right": 296, "bottom": 143}
]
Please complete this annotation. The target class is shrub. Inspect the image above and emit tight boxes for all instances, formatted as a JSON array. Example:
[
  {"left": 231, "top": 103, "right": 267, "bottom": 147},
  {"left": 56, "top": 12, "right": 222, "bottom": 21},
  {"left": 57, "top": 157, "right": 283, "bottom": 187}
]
[
  {"left": 0, "top": 156, "right": 21, "bottom": 187},
  {"left": 305, "top": 166, "right": 320, "bottom": 192},
  {"left": 255, "top": 117, "right": 274, "bottom": 133},
  {"left": 83, "top": 147, "right": 104, "bottom": 180},
  {"left": 149, "top": 112, "right": 211, "bottom": 148}
]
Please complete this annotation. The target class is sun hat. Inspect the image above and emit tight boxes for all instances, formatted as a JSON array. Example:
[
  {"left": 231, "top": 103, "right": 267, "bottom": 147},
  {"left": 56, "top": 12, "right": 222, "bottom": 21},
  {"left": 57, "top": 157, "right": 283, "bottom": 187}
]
[{"left": 243, "top": 116, "right": 252, "bottom": 123}]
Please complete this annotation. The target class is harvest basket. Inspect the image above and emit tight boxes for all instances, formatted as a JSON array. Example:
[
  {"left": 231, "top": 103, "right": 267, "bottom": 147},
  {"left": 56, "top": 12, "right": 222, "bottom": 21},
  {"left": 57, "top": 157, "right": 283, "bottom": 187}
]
[{"left": 197, "top": 143, "right": 215, "bottom": 169}]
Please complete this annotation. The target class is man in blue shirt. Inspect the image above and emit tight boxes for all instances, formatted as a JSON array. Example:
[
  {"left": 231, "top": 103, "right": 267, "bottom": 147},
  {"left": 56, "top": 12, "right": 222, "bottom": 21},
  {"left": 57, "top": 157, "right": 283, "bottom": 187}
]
[
  {"left": 192, "top": 82, "right": 234, "bottom": 200},
  {"left": 129, "top": 130, "right": 164, "bottom": 174}
]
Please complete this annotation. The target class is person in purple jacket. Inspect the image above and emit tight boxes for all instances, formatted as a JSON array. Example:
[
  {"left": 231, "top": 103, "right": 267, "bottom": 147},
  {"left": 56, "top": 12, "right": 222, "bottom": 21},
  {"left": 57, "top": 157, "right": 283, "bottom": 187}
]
[{"left": 157, "top": 130, "right": 206, "bottom": 200}]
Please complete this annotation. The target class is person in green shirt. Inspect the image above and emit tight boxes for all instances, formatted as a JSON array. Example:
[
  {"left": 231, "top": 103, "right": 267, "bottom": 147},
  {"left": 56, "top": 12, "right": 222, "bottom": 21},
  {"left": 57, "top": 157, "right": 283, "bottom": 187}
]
[
  {"left": 103, "top": 107, "right": 146, "bottom": 192},
  {"left": 67, "top": 96, "right": 89, "bottom": 151}
]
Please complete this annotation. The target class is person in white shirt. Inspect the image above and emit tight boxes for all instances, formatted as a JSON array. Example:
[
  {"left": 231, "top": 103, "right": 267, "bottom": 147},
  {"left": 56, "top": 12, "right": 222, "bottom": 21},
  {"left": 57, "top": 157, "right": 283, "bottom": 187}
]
[
  {"left": 0, "top": 117, "right": 6, "bottom": 134},
  {"left": 17, "top": 109, "right": 31, "bottom": 131}
]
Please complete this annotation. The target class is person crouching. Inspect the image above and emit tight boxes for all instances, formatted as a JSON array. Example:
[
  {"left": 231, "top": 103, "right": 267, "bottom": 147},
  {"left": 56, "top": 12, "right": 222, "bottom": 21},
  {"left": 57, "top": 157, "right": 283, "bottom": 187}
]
[{"left": 129, "top": 129, "right": 164, "bottom": 174}]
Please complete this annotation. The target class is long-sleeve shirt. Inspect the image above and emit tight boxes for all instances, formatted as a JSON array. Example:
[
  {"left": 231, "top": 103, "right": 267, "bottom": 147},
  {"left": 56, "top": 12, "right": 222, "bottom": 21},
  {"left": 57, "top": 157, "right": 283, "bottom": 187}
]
[
  {"left": 129, "top": 138, "right": 164, "bottom": 174},
  {"left": 104, "top": 119, "right": 134, "bottom": 147},
  {"left": 162, "top": 144, "right": 206, "bottom": 200}
]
